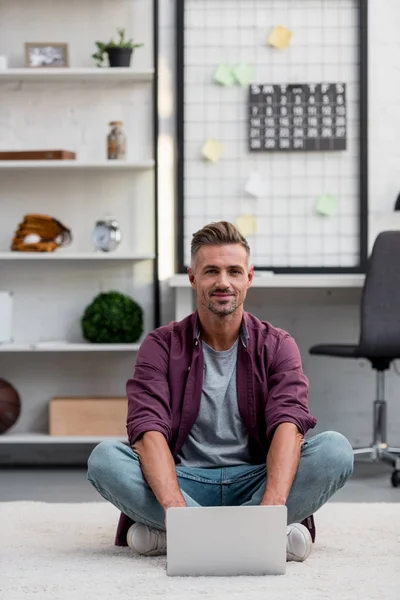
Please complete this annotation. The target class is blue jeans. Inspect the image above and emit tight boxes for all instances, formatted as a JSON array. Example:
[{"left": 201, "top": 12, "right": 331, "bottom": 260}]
[{"left": 87, "top": 431, "right": 354, "bottom": 530}]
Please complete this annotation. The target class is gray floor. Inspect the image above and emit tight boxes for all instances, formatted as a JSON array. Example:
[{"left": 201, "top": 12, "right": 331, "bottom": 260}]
[{"left": 0, "top": 461, "right": 399, "bottom": 503}]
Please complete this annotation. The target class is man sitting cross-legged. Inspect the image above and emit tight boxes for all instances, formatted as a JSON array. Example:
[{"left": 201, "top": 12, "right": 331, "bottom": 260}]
[{"left": 87, "top": 221, "right": 354, "bottom": 562}]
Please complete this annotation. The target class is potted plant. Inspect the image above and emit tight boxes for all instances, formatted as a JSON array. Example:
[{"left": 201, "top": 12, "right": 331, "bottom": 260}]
[
  {"left": 92, "top": 28, "right": 143, "bottom": 68},
  {"left": 81, "top": 291, "right": 143, "bottom": 343}
]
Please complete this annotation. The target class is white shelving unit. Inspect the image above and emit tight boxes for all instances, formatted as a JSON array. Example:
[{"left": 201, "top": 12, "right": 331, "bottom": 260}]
[
  {"left": 0, "top": 342, "right": 141, "bottom": 352},
  {"left": 0, "top": 0, "right": 158, "bottom": 463},
  {"left": 0, "top": 67, "right": 154, "bottom": 82},
  {"left": 0, "top": 252, "right": 154, "bottom": 260},
  {"left": 0, "top": 159, "right": 154, "bottom": 171}
]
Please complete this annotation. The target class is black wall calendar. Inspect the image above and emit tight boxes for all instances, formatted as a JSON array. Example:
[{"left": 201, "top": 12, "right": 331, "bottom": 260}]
[{"left": 248, "top": 83, "right": 347, "bottom": 152}]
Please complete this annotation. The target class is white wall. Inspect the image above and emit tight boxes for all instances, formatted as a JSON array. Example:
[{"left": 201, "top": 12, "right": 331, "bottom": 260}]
[
  {"left": 368, "top": 0, "right": 400, "bottom": 219},
  {"left": 287, "top": 0, "right": 400, "bottom": 446},
  {"left": 159, "top": 0, "right": 400, "bottom": 449}
]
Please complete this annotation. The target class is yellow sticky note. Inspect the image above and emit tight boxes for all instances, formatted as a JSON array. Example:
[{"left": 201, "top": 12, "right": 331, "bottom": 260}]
[
  {"left": 201, "top": 139, "right": 223, "bottom": 163},
  {"left": 235, "top": 215, "right": 257, "bottom": 237},
  {"left": 268, "top": 26, "right": 293, "bottom": 49},
  {"left": 316, "top": 194, "right": 338, "bottom": 217}
]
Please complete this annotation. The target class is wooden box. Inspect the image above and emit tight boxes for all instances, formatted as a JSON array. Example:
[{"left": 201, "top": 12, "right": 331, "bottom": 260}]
[
  {"left": 49, "top": 397, "right": 127, "bottom": 437},
  {"left": 0, "top": 150, "right": 76, "bottom": 160}
]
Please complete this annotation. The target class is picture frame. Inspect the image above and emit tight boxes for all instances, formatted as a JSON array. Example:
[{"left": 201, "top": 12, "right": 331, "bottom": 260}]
[{"left": 25, "top": 43, "right": 69, "bottom": 68}]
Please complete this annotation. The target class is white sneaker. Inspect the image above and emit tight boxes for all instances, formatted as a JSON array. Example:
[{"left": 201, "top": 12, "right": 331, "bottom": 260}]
[
  {"left": 286, "top": 523, "right": 312, "bottom": 562},
  {"left": 126, "top": 523, "right": 167, "bottom": 556},
  {"left": 127, "top": 521, "right": 311, "bottom": 561}
]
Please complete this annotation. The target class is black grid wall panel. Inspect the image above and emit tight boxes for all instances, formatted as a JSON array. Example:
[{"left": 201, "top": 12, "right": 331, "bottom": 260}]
[{"left": 177, "top": 0, "right": 368, "bottom": 273}]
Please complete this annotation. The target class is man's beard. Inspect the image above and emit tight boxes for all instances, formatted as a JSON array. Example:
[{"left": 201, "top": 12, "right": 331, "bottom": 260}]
[{"left": 207, "top": 297, "right": 238, "bottom": 316}]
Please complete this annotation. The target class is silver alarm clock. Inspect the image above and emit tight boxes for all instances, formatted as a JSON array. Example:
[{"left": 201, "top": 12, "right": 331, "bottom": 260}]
[{"left": 92, "top": 219, "right": 122, "bottom": 252}]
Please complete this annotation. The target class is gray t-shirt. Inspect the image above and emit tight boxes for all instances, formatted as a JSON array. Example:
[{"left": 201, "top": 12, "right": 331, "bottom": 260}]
[{"left": 176, "top": 338, "right": 252, "bottom": 468}]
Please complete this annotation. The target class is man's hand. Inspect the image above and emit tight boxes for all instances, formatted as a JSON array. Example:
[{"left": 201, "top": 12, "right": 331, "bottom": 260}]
[
  {"left": 260, "top": 491, "right": 287, "bottom": 506},
  {"left": 162, "top": 497, "right": 187, "bottom": 512},
  {"left": 162, "top": 497, "right": 187, "bottom": 527}
]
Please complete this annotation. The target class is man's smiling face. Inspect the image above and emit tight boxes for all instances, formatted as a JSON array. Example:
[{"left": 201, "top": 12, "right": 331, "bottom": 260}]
[{"left": 189, "top": 244, "right": 254, "bottom": 317}]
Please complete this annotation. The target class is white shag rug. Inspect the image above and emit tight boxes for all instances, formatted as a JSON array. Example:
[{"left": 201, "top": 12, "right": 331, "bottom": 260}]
[{"left": 1, "top": 501, "right": 399, "bottom": 600}]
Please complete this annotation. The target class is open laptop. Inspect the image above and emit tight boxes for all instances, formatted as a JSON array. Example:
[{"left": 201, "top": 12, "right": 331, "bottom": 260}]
[{"left": 166, "top": 505, "right": 287, "bottom": 576}]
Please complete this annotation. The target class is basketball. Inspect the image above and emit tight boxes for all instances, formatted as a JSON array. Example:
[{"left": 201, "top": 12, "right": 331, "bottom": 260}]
[{"left": 0, "top": 378, "right": 21, "bottom": 434}]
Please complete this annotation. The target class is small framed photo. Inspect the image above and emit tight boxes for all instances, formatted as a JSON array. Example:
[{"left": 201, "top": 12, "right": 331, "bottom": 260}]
[{"left": 25, "top": 43, "right": 69, "bottom": 68}]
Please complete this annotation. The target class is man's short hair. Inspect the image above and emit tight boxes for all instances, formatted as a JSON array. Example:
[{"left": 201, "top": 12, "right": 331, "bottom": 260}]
[{"left": 191, "top": 221, "right": 250, "bottom": 263}]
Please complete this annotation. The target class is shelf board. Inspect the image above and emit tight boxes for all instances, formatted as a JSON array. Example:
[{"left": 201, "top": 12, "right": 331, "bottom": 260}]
[
  {"left": 0, "top": 67, "right": 154, "bottom": 83},
  {"left": 169, "top": 273, "right": 365, "bottom": 289},
  {"left": 0, "top": 433, "right": 128, "bottom": 444},
  {"left": 0, "top": 252, "right": 154, "bottom": 260},
  {"left": 0, "top": 159, "right": 154, "bottom": 171},
  {"left": 0, "top": 342, "right": 141, "bottom": 352}
]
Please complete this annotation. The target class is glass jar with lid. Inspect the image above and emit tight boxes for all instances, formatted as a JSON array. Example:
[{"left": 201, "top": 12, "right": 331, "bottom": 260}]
[{"left": 107, "top": 121, "right": 126, "bottom": 160}]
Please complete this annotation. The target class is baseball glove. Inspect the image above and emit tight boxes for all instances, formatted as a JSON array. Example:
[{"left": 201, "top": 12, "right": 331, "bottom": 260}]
[{"left": 11, "top": 214, "right": 72, "bottom": 252}]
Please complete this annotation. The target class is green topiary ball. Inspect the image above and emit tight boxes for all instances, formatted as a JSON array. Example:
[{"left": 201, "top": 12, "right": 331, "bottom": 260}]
[{"left": 81, "top": 291, "right": 143, "bottom": 344}]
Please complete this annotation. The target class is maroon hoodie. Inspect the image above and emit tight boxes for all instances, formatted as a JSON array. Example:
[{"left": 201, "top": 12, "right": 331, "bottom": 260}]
[{"left": 115, "top": 310, "right": 317, "bottom": 545}]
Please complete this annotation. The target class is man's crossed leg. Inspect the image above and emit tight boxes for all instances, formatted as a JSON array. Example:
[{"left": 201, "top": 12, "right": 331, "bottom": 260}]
[{"left": 87, "top": 431, "right": 354, "bottom": 561}]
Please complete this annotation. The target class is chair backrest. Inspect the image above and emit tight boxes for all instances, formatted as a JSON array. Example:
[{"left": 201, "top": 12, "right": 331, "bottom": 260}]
[{"left": 359, "top": 231, "right": 400, "bottom": 357}]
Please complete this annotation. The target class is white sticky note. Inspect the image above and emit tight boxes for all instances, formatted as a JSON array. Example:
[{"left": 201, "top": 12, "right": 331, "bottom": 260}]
[
  {"left": 244, "top": 173, "right": 265, "bottom": 198},
  {"left": 268, "top": 26, "right": 293, "bottom": 49},
  {"left": 316, "top": 194, "right": 338, "bottom": 217},
  {"left": 235, "top": 215, "right": 257, "bottom": 237},
  {"left": 201, "top": 139, "right": 224, "bottom": 163}
]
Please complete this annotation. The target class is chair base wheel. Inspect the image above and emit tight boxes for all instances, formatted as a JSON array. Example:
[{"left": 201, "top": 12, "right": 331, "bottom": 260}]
[{"left": 390, "top": 470, "right": 400, "bottom": 488}]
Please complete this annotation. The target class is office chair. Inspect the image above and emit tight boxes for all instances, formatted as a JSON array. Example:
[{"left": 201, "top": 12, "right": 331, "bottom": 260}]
[{"left": 309, "top": 231, "right": 400, "bottom": 488}]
